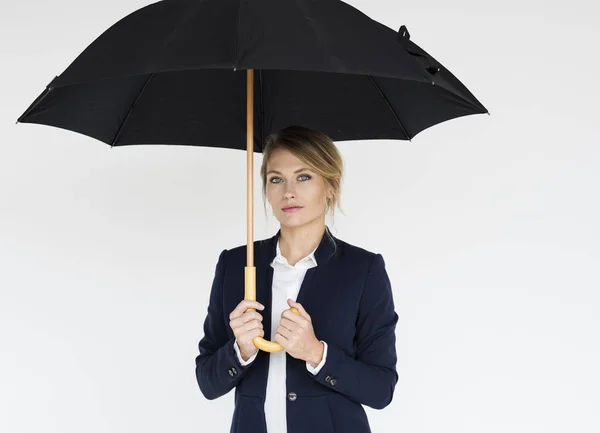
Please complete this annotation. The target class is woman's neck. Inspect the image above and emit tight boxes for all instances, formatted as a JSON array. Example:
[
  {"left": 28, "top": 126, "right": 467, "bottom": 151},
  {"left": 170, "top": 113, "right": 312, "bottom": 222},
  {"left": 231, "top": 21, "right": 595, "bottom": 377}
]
[{"left": 279, "top": 221, "right": 326, "bottom": 265}]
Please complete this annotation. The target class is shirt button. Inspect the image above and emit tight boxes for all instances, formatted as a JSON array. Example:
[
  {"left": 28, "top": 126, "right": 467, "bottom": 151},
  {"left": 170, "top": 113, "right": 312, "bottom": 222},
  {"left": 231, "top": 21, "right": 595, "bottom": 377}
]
[
  {"left": 287, "top": 392, "right": 297, "bottom": 402},
  {"left": 330, "top": 379, "right": 337, "bottom": 386}
]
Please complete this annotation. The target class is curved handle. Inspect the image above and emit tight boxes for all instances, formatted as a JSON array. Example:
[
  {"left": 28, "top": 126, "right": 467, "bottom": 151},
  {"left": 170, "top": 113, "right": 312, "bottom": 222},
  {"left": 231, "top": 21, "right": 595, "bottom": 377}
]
[
  {"left": 249, "top": 307, "right": 298, "bottom": 352},
  {"left": 245, "top": 266, "right": 299, "bottom": 352}
]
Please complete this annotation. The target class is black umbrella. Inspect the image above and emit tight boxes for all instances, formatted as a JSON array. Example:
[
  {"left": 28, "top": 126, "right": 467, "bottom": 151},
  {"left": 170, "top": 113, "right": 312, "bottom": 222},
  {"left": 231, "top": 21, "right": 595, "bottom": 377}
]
[{"left": 17, "top": 0, "right": 487, "bottom": 352}]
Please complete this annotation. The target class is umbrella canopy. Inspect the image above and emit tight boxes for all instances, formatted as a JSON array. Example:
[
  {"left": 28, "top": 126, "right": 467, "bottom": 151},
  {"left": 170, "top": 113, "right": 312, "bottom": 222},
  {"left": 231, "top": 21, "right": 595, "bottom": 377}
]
[
  {"left": 17, "top": 0, "right": 487, "bottom": 149},
  {"left": 16, "top": 0, "right": 487, "bottom": 353}
]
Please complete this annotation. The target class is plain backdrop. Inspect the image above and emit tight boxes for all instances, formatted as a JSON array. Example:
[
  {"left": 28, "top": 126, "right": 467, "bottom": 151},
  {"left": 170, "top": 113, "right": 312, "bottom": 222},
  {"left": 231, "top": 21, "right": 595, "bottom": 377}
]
[{"left": 1, "top": 0, "right": 599, "bottom": 432}]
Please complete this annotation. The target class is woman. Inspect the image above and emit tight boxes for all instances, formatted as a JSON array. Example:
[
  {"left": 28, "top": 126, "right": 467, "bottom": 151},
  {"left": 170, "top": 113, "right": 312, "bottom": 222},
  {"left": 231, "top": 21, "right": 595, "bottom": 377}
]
[{"left": 195, "top": 126, "right": 399, "bottom": 433}]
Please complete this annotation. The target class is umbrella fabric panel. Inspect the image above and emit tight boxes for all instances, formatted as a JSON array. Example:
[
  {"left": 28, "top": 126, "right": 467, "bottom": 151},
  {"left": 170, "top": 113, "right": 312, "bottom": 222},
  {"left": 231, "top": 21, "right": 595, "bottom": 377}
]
[
  {"left": 112, "top": 69, "right": 253, "bottom": 149},
  {"left": 17, "top": 74, "right": 150, "bottom": 145},
  {"left": 260, "top": 69, "right": 410, "bottom": 142},
  {"left": 53, "top": 0, "right": 240, "bottom": 87},
  {"left": 20, "top": 69, "right": 254, "bottom": 149},
  {"left": 373, "top": 75, "right": 488, "bottom": 138},
  {"left": 237, "top": 0, "right": 430, "bottom": 81},
  {"left": 401, "top": 44, "right": 487, "bottom": 112},
  {"left": 20, "top": 68, "right": 422, "bottom": 148},
  {"left": 52, "top": 0, "right": 430, "bottom": 88}
]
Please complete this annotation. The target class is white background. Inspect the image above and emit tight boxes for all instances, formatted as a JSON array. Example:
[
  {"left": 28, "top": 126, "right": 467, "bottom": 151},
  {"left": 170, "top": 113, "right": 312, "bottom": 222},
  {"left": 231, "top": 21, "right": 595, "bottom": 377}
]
[{"left": 1, "top": 0, "right": 599, "bottom": 432}]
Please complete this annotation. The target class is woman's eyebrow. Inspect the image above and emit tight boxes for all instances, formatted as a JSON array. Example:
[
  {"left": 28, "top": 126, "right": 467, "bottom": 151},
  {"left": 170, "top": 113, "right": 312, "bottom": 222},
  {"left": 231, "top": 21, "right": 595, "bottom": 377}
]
[{"left": 267, "top": 167, "right": 312, "bottom": 175}]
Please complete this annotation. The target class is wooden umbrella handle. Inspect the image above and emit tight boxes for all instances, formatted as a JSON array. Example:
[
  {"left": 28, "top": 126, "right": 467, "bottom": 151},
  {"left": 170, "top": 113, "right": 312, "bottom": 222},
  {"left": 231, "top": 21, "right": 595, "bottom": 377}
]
[
  {"left": 246, "top": 69, "right": 298, "bottom": 352},
  {"left": 245, "top": 266, "right": 299, "bottom": 352}
]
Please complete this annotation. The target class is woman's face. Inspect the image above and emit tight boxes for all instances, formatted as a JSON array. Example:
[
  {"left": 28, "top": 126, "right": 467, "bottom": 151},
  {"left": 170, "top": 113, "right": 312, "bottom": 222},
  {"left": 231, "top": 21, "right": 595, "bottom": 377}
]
[{"left": 266, "top": 148, "right": 332, "bottom": 229}]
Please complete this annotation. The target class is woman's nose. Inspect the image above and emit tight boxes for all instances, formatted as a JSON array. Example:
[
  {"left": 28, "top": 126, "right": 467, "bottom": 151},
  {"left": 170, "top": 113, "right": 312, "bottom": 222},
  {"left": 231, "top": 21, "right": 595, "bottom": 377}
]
[{"left": 284, "top": 189, "right": 295, "bottom": 199}]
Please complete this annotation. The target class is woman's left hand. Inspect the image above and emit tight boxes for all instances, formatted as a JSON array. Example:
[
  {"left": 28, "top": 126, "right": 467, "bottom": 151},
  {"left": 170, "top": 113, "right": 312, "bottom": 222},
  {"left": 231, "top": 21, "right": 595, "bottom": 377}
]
[{"left": 275, "top": 299, "right": 324, "bottom": 367}]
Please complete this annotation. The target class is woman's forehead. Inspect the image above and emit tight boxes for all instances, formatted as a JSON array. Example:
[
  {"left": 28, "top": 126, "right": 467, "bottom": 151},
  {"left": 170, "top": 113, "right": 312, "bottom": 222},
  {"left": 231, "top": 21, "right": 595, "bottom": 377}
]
[{"left": 267, "top": 150, "right": 307, "bottom": 170}]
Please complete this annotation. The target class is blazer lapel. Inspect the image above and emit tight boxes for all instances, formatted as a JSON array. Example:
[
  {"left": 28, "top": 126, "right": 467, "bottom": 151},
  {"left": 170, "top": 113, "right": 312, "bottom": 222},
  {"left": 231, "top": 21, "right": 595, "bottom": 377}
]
[{"left": 296, "top": 226, "right": 337, "bottom": 307}]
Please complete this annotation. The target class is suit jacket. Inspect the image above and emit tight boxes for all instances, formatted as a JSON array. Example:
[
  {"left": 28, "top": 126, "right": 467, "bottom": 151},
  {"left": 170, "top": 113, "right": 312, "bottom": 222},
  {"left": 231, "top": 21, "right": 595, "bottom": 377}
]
[{"left": 195, "top": 228, "right": 399, "bottom": 433}]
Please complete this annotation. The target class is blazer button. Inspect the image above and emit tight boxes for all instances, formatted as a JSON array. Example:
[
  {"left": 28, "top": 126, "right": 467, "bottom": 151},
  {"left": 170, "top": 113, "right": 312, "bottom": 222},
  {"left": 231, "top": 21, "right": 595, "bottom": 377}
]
[
  {"left": 228, "top": 369, "right": 234, "bottom": 377},
  {"left": 325, "top": 376, "right": 331, "bottom": 383},
  {"left": 287, "top": 392, "right": 297, "bottom": 402},
  {"left": 330, "top": 379, "right": 337, "bottom": 386}
]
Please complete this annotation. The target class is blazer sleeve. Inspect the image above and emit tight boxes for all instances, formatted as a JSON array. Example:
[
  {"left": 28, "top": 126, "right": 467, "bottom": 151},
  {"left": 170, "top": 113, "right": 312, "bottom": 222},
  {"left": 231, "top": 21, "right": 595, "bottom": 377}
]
[
  {"left": 194, "top": 249, "right": 254, "bottom": 400},
  {"left": 309, "top": 253, "right": 399, "bottom": 409}
]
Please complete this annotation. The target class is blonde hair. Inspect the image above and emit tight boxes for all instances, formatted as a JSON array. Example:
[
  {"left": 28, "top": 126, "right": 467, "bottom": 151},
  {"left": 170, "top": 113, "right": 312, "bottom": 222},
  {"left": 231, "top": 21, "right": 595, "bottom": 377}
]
[{"left": 260, "top": 125, "right": 345, "bottom": 226}]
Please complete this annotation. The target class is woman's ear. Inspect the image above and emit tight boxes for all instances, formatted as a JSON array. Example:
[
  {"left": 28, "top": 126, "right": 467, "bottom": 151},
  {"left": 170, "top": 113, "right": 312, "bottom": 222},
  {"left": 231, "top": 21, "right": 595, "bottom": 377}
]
[{"left": 329, "top": 178, "right": 340, "bottom": 199}]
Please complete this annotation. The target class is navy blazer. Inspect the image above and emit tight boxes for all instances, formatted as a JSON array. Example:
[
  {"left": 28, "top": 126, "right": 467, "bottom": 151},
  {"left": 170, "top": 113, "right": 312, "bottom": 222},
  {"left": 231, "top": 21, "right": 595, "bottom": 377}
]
[{"left": 195, "top": 228, "right": 399, "bottom": 433}]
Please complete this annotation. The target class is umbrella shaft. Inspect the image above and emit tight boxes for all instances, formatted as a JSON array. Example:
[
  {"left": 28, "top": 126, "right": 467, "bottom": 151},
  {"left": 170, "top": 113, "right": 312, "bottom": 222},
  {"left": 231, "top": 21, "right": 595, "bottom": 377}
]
[
  {"left": 247, "top": 69, "right": 254, "bottom": 267},
  {"left": 244, "top": 69, "right": 290, "bottom": 354}
]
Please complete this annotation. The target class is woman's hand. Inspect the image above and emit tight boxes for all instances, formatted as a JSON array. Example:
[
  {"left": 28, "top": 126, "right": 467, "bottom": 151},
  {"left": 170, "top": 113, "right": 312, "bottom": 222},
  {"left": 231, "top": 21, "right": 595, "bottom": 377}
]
[
  {"left": 275, "top": 299, "right": 324, "bottom": 367},
  {"left": 229, "top": 300, "right": 265, "bottom": 361}
]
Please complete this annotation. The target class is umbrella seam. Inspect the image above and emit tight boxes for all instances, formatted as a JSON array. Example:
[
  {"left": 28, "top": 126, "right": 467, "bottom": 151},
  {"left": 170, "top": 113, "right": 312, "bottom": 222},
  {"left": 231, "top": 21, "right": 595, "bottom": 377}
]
[
  {"left": 153, "top": 1, "right": 205, "bottom": 69},
  {"left": 294, "top": 0, "right": 335, "bottom": 70},
  {"left": 434, "top": 79, "right": 489, "bottom": 114},
  {"left": 367, "top": 75, "right": 411, "bottom": 140},
  {"left": 16, "top": 85, "right": 53, "bottom": 123},
  {"left": 111, "top": 73, "right": 155, "bottom": 147},
  {"left": 234, "top": 0, "right": 242, "bottom": 69}
]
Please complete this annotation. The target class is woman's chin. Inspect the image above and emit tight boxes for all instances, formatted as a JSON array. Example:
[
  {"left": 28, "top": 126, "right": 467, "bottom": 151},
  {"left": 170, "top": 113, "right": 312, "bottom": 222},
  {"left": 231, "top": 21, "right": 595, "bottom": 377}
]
[
  {"left": 276, "top": 212, "right": 305, "bottom": 223},
  {"left": 279, "top": 217, "right": 304, "bottom": 227},
  {"left": 277, "top": 212, "right": 325, "bottom": 229}
]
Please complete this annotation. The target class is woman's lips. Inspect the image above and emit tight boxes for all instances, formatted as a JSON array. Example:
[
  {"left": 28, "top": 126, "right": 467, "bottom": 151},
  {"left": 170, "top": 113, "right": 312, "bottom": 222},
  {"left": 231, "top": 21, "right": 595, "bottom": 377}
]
[{"left": 283, "top": 207, "right": 303, "bottom": 213}]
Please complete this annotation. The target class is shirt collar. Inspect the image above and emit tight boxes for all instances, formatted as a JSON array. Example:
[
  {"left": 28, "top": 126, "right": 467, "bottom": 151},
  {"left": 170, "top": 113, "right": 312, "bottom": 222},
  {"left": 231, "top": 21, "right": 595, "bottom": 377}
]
[
  {"left": 271, "top": 238, "right": 318, "bottom": 268},
  {"left": 264, "top": 225, "right": 337, "bottom": 268}
]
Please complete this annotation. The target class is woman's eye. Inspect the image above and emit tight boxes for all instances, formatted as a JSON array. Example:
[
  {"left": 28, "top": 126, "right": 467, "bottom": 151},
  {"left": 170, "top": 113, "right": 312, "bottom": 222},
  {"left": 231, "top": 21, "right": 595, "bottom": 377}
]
[{"left": 269, "top": 174, "right": 311, "bottom": 183}]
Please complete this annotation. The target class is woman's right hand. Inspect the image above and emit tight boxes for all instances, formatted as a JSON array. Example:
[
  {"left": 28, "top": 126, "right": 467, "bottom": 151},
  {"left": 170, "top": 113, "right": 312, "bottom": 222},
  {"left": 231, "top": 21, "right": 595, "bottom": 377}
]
[{"left": 229, "top": 300, "right": 265, "bottom": 361}]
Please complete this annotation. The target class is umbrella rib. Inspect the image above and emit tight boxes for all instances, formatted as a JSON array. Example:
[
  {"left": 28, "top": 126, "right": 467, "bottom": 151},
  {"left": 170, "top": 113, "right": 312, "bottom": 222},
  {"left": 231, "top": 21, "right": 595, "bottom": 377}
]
[
  {"left": 367, "top": 75, "right": 411, "bottom": 140},
  {"left": 111, "top": 73, "right": 155, "bottom": 147}
]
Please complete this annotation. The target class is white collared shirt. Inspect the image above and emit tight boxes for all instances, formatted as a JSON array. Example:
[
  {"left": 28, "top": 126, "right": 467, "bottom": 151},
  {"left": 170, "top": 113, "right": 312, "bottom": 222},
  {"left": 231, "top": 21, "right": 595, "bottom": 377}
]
[{"left": 233, "top": 239, "right": 328, "bottom": 433}]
